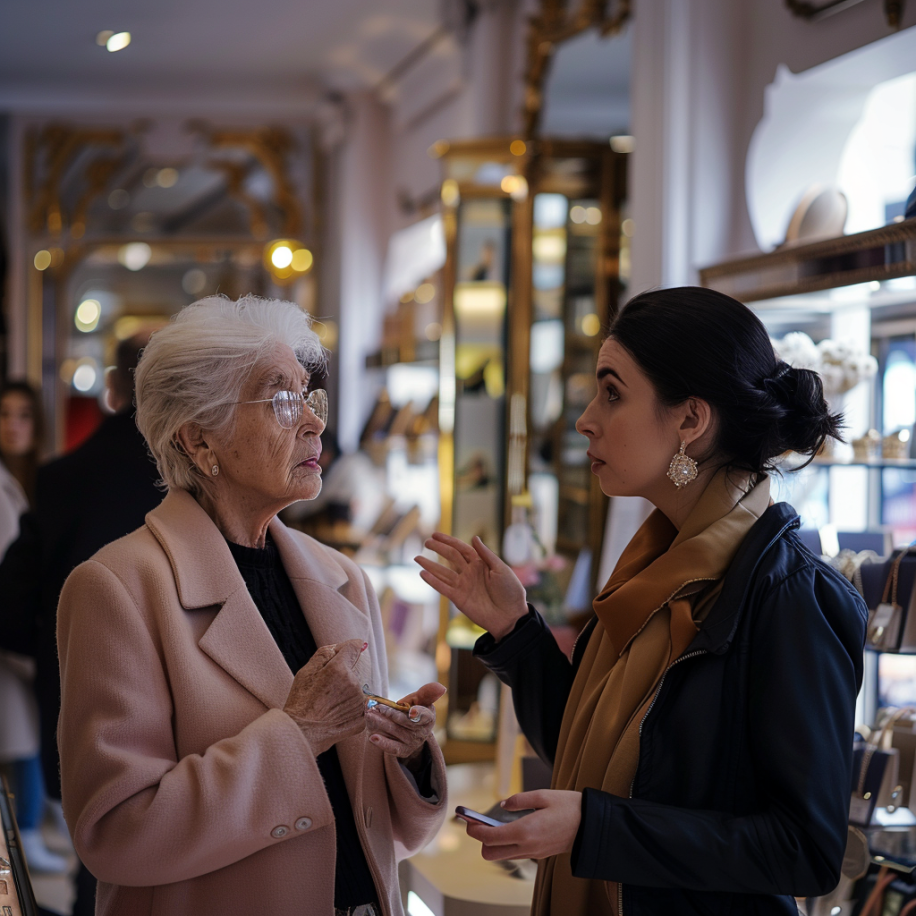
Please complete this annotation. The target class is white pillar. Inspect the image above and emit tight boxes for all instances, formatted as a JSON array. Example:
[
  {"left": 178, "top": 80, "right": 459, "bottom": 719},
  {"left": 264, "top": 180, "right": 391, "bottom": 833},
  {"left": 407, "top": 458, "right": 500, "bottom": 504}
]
[{"left": 335, "top": 94, "right": 392, "bottom": 454}]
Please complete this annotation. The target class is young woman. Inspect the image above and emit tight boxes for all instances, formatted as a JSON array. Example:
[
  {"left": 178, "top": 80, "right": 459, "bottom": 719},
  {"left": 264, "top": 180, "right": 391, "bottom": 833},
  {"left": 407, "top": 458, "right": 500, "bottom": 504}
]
[
  {"left": 0, "top": 381, "right": 66, "bottom": 872},
  {"left": 418, "top": 287, "right": 867, "bottom": 916}
]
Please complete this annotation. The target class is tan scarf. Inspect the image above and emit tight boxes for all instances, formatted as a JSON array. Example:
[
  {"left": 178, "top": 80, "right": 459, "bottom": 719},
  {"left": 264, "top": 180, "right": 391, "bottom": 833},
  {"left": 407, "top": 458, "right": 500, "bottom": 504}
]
[{"left": 533, "top": 470, "right": 771, "bottom": 916}]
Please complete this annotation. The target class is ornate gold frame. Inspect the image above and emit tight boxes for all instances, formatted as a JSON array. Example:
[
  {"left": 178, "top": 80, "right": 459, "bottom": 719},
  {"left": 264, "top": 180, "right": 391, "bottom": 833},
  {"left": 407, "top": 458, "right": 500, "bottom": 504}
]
[{"left": 522, "top": 0, "right": 631, "bottom": 138}]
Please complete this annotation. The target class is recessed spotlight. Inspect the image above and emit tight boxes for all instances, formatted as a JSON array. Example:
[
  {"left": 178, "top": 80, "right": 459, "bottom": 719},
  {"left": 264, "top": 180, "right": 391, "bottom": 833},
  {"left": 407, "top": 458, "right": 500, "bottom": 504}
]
[{"left": 106, "top": 32, "right": 131, "bottom": 53}]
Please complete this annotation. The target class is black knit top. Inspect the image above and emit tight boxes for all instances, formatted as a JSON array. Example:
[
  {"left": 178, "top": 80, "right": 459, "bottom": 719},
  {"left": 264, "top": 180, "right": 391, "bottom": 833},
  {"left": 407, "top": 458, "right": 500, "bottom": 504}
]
[{"left": 226, "top": 536, "right": 378, "bottom": 910}]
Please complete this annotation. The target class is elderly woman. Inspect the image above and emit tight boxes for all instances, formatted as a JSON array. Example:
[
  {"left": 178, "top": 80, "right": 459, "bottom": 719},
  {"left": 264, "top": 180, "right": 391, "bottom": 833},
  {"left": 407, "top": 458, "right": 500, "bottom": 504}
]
[{"left": 57, "top": 296, "right": 447, "bottom": 916}]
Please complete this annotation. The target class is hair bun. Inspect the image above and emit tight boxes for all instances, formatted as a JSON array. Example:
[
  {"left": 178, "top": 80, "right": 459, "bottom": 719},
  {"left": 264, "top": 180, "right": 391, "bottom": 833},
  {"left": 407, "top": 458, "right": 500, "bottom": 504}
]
[{"left": 762, "top": 362, "right": 841, "bottom": 457}]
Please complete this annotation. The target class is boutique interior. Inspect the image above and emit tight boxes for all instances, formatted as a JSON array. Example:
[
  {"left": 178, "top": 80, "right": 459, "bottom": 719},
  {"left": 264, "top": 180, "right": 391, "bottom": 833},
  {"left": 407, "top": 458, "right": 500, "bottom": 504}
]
[{"left": 3, "top": 1, "right": 916, "bottom": 914}]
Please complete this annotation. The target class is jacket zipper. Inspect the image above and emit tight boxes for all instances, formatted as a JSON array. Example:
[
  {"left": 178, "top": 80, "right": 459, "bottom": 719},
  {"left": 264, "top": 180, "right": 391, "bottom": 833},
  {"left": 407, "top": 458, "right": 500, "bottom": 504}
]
[{"left": 618, "top": 647, "right": 709, "bottom": 915}]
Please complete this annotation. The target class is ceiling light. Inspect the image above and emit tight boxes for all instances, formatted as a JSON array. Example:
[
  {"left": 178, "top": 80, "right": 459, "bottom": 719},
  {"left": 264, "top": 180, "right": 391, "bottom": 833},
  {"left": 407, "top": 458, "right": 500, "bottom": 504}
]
[{"left": 106, "top": 32, "right": 131, "bottom": 53}]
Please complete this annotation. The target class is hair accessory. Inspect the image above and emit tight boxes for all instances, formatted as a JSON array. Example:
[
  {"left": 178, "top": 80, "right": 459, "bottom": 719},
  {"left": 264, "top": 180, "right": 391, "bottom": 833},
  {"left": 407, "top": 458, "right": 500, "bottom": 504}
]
[
  {"left": 667, "top": 441, "right": 698, "bottom": 488},
  {"left": 771, "top": 362, "right": 791, "bottom": 382},
  {"left": 211, "top": 464, "right": 219, "bottom": 476}
]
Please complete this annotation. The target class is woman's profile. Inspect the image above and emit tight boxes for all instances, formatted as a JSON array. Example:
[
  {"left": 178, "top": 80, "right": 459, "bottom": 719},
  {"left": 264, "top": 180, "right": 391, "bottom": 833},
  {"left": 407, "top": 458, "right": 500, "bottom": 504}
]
[{"left": 419, "top": 286, "right": 867, "bottom": 915}]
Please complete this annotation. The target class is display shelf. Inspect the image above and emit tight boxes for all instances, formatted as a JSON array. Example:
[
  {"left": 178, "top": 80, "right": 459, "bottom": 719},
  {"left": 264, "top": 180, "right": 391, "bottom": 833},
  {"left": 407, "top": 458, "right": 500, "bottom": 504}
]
[{"left": 699, "top": 217, "right": 916, "bottom": 303}]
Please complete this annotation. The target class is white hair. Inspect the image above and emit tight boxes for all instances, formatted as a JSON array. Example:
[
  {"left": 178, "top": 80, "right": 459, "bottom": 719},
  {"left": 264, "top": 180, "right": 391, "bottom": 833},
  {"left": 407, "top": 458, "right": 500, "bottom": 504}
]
[{"left": 135, "top": 295, "right": 326, "bottom": 493}]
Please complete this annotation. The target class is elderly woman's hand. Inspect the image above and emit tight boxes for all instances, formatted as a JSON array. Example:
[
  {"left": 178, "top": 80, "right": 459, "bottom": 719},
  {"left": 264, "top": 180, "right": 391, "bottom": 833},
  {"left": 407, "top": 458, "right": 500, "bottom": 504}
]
[
  {"left": 283, "top": 638, "right": 368, "bottom": 757},
  {"left": 366, "top": 682, "right": 446, "bottom": 768}
]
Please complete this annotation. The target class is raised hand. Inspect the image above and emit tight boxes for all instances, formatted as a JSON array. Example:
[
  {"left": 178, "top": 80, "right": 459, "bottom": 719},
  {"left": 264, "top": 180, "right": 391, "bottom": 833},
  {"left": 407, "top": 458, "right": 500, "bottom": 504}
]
[{"left": 415, "top": 533, "right": 528, "bottom": 641}]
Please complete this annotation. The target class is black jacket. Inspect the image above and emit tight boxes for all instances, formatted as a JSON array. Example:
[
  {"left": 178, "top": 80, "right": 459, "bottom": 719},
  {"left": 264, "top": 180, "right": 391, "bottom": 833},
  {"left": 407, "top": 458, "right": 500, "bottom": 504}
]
[
  {"left": 0, "top": 412, "right": 162, "bottom": 797},
  {"left": 475, "top": 503, "right": 867, "bottom": 916}
]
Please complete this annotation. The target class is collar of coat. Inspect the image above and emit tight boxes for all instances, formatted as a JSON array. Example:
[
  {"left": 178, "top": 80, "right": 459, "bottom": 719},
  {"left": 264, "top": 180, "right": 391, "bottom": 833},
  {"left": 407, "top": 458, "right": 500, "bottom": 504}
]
[{"left": 145, "top": 487, "right": 349, "bottom": 610}]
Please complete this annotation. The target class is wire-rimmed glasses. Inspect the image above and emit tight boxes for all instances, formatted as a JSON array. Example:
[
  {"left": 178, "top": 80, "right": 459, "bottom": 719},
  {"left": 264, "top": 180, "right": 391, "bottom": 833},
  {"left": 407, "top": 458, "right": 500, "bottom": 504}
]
[{"left": 238, "top": 389, "right": 328, "bottom": 429}]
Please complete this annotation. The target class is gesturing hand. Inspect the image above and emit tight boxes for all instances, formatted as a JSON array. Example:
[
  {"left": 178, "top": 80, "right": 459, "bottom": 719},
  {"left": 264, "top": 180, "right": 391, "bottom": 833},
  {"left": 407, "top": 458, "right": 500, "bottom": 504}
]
[
  {"left": 458, "top": 790, "right": 582, "bottom": 861},
  {"left": 415, "top": 533, "right": 528, "bottom": 641},
  {"left": 283, "top": 638, "right": 368, "bottom": 757},
  {"left": 366, "top": 682, "right": 447, "bottom": 768}
]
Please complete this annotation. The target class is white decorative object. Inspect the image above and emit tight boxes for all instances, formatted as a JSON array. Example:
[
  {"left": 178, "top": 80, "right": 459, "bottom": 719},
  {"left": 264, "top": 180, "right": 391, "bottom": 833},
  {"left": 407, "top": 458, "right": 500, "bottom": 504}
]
[{"left": 772, "top": 331, "right": 877, "bottom": 396}]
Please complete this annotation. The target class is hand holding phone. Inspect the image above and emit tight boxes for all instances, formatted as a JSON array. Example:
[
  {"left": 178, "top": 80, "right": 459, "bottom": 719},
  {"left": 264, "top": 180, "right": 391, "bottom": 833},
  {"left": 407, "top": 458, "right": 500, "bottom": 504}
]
[{"left": 455, "top": 806, "right": 506, "bottom": 828}]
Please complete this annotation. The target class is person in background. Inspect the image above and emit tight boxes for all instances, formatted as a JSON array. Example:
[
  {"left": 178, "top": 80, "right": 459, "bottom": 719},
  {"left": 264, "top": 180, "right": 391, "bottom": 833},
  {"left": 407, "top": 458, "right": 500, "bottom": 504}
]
[
  {"left": 57, "top": 296, "right": 446, "bottom": 916},
  {"left": 0, "top": 336, "right": 162, "bottom": 912},
  {"left": 419, "top": 287, "right": 868, "bottom": 915},
  {"left": 0, "top": 381, "right": 67, "bottom": 873}
]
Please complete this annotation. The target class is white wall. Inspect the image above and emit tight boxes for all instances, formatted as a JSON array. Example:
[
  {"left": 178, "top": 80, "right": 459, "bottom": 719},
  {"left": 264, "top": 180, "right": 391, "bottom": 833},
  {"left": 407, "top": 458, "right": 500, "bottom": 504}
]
[{"left": 628, "top": 0, "right": 916, "bottom": 293}]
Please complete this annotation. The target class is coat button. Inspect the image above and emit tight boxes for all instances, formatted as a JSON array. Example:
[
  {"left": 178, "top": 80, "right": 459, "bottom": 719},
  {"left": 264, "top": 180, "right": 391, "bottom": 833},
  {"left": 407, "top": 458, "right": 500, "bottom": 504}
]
[
  {"left": 271, "top": 825, "right": 290, "bottom": 839},
  {"left": 294, "top": 817, "right": 312, "bottom": 831}
]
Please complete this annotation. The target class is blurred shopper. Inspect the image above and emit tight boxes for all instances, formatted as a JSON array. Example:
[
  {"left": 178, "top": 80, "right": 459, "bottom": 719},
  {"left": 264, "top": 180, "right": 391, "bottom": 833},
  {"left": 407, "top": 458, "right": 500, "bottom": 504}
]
[
  {"left": 0, "top": 337, "right": 162, "bottom": 909},
  {"left": 0, "top": 381, "right": 67, "bottom": 873},
  {"left": 57, "top": 296, "right": 446, "bottom": 916},
  {"left": 419, "top": 287, "right": 868, "bottom": 915}
]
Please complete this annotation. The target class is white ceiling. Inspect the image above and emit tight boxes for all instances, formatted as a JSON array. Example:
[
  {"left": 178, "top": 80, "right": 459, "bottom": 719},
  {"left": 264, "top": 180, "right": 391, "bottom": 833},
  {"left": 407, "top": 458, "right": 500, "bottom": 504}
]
[{"left": 0, "top": 0, "right": 441, "bottom": 112}]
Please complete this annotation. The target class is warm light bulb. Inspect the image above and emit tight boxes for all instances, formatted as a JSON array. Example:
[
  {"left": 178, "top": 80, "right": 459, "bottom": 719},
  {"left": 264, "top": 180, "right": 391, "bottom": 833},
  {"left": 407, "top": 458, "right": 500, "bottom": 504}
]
[
  {"left": 106, "top": 32, "right": 131, "bottom": 52},
  {"left": 271, "top": 246, "right": 293, "bottom": 269},
  {"left": 291, "top": 248, "right": 313, "bottom": 272}
]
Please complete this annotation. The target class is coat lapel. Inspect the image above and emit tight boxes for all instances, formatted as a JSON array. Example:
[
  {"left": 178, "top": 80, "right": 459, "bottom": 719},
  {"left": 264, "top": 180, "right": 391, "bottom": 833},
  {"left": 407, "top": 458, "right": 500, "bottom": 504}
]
[
  {"left": 145, "top": 490, "right": 292, "bottom": 710},
  {"left": 269, "top": 518, "right": 371, "bottom": 653}
]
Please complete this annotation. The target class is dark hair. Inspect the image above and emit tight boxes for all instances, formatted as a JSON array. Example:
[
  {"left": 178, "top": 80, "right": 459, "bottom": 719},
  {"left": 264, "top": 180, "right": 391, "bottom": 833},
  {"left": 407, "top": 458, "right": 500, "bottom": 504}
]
[
  {"left": 0, "top": 380, "right": 45, "bottom": 454},
  {"left": 110, "top": 333, "right": 150, "bottom": 406},
  {"left": 0, "top": 379, "right": 45, "bottom": 503},
  {"left": 608, "top": 287, "right": 843, "bottom": 475}
]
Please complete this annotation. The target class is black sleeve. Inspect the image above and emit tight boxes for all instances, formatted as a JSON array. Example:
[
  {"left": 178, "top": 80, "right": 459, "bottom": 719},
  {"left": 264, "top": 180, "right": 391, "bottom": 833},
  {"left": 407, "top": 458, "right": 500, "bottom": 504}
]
[
  {"left": 0, "top": 511, "right": 42, "bottom": 656},
  {"left": 570, "top": 566, "right": 866, "bottom": 898},
  {"left": 473, "top": 605, "right": 577, "bottom": 766}
]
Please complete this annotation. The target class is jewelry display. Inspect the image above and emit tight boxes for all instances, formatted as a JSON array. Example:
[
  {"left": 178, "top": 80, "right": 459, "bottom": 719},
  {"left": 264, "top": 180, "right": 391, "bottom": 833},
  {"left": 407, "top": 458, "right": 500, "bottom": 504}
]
[{"left": 667, "top": 441, "right": 698, "bottom": 488}]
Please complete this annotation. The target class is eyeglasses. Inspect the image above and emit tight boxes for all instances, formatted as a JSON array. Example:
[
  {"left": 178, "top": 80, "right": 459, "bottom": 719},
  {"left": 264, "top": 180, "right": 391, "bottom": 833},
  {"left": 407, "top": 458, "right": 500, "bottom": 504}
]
[{"left": 237, "top": 389, "right": 328, "bottom": 429}]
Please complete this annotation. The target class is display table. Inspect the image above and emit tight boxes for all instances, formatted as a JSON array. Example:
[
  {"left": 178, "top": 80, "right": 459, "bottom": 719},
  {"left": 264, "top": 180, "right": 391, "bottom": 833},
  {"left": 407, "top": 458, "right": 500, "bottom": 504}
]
[{"left": 399, "top": 763, "right": 535, "bottom": 916}]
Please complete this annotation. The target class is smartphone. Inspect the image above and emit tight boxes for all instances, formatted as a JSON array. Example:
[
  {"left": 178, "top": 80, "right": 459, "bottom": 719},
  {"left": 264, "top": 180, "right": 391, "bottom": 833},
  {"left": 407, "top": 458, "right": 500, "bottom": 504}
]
[
  {"left": 363, "top": 693, "right": 411, "bottom": 713},
  {"left": 455, "top": 806, "right": 506, "bottom": 828}
]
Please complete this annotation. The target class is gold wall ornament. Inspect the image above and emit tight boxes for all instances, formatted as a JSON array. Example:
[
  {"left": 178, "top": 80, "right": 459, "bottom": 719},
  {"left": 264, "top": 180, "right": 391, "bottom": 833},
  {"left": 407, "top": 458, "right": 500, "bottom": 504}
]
[
  {"left": 25, "top": 125, "right": 127, "bottom": 237},
  {"left": 522, "top": 0, "right": 631, "bottom": 139},
  {"left": 190, "top": 123, "right": 304, "bottom": 237},
  {"left": 784, "top": 0, "right": 904, "bottom": 28}
]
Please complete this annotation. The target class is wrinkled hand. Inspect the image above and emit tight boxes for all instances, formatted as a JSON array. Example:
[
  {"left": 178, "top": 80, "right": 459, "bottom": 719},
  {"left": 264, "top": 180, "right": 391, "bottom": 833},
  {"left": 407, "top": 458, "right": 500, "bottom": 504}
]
[
  {"left": 283, "top": 638, "right": 368, "bottom": 757},
  {"left": 366, "top": 682, "right": 447, "bottom": 768},
  {"left": 458, "top": 790, "right": 582, "bottom": 861},
  {"left": 415, "top": 533, "right": 528, "bottom": 641}
]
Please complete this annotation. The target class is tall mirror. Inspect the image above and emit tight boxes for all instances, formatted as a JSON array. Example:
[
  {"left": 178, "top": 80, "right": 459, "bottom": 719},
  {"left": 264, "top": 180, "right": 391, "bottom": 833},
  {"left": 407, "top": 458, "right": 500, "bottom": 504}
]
[{"left": 435, "top": 138, "right": 627, "bottom": 761}]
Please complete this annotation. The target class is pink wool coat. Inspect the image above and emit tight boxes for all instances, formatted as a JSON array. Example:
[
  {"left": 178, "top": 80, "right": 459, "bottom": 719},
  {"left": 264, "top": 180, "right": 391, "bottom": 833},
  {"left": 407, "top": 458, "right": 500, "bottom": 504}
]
[{"left": 57, "top": 488, "right": 447, "bottom": 916}]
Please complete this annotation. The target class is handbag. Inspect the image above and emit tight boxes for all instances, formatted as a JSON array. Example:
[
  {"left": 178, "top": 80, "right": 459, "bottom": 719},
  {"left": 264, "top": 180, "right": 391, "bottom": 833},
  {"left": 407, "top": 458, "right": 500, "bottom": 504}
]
[{"left": 860, "top": 547, "right": 916, "bottom": 652}]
